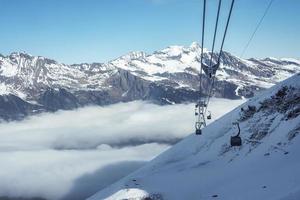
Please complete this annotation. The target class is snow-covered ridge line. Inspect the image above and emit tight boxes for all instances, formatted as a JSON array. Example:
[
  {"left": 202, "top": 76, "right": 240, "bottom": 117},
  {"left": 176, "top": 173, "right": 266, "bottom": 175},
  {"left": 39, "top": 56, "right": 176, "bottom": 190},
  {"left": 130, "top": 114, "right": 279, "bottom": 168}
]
[
  {"left": 1, "top": 42, "right": 298, "bottom": 69},
  {"left": 0, "top": 42, "right": 299, "bottom": 120}
]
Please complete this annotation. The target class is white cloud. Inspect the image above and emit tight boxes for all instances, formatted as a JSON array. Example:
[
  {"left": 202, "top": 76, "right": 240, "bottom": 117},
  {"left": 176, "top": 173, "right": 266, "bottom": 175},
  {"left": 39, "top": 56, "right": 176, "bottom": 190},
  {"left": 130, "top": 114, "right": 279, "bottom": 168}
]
[{"left": 0, "top": 99, "right": 244, "bottom": 200}]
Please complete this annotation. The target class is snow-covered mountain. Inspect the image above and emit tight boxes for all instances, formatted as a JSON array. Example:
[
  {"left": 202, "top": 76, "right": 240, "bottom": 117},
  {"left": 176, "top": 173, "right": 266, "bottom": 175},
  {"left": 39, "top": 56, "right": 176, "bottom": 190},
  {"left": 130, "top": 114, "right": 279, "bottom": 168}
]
[
  {"left": 88, "top": 73, "right": 300, "bottom": 200},
  {"left": 0, "top": 42, "right": 299, "bottom": 120}
]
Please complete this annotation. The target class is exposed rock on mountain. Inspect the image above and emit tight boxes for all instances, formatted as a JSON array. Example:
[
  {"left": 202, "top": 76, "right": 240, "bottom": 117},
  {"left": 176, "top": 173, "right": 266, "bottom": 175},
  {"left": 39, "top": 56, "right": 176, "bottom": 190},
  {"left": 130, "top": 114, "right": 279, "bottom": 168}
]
[{"left": 0, "top": 43, "right": 299, "bottom": 120}]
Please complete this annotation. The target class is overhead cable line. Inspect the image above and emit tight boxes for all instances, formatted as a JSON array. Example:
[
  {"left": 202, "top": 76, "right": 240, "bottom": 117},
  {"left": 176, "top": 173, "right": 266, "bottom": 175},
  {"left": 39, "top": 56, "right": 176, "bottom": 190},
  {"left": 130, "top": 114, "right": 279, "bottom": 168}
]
[
  {"left": 199, "top": 0, "right": 206, "bottom": 98},
  {"left": 205, "top": 0, "right": 235, "bottom": 115},
  {"left": 195, "top": 0, "right": 207, "bottom": 135},
  {"left": 208, "top": 0, "right": 222, "bottom": 68},
  {"left": 240, "top": 0, "right": 275, "bottom": 58},
  {"left": 217, "top": 0, "right": 235, "bottom": 64}
]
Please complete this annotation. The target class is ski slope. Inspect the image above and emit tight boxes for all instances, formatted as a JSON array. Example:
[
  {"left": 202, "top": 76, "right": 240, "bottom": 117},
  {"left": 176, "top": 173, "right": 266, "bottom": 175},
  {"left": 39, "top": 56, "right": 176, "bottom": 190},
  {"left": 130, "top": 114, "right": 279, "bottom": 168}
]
[{"left": 88, "top": 74, "right": 300, "bottom": 200}]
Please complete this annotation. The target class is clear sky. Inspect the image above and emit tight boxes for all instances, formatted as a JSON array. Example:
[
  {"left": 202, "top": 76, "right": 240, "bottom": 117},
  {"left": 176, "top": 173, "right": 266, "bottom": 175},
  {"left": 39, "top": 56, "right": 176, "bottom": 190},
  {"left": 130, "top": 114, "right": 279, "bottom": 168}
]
[{"left": 0, "top": 0, "right": 299, "bottom": 64}]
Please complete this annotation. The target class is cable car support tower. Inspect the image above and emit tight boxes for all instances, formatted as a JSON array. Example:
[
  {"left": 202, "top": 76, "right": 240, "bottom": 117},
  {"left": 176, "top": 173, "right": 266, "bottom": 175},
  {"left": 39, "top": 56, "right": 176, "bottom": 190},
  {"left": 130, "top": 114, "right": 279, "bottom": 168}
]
[{"left": 195, "top": 0, "right": 235, "bottom": 135}]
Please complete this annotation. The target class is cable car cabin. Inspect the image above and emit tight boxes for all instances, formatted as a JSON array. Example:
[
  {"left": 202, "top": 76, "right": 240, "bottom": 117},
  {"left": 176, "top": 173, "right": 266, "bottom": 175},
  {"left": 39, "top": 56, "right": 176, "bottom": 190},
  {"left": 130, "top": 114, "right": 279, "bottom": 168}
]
[
  {"left": 195, "top": 121, "right": 203, "bottom": 135},
  {"left": 196, "top": 129, "right": 202, "bottom": 135},
  {"left": 231, "top": 135, "right": 242, "bottom": 146},
  {"left": 230, "top": 122, "right": 242, "bottom": 146},
  {"left": 207, "top": 111, "right": 212, "bottom": 120}
]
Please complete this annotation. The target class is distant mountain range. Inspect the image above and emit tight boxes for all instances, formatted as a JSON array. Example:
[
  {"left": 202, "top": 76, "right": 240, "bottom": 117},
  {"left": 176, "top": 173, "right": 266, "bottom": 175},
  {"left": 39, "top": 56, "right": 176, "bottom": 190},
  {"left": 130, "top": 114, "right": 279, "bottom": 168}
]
[{"left": 0, "top": 42, "right": 299, "bottom": 120}]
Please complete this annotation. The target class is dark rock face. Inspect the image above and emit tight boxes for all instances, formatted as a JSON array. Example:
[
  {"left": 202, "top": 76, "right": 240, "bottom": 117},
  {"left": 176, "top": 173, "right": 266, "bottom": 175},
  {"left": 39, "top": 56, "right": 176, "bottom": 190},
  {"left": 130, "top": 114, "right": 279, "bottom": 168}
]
[
  {"left": 144, "top": 83, "right": 198, "bottom": 104},
  {"left": 37, "top": 88, "right": 80, "bottom": 111},
  {"left": 0, "top": 95, "right": 43, "bottom": 121},
  {"left": 73, "top": 90, "right": 113, "bottom": 106},
  {"left": 106, "top": 69, "right": 151, "bottom": 102}
]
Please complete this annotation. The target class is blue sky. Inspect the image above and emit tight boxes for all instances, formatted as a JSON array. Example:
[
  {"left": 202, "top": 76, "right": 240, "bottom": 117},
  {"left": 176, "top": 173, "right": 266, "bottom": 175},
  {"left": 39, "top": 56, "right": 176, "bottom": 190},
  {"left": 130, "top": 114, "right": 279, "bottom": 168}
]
[{"left": 0, "top": 0, "right": 299, "bottom": 64}]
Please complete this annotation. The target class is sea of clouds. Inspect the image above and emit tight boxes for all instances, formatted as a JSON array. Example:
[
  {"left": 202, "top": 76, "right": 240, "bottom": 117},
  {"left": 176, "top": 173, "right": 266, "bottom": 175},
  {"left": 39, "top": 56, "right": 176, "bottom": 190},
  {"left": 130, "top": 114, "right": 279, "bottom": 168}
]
[{"left": 0, "top": 99, "right": 245, "bottom": 200}]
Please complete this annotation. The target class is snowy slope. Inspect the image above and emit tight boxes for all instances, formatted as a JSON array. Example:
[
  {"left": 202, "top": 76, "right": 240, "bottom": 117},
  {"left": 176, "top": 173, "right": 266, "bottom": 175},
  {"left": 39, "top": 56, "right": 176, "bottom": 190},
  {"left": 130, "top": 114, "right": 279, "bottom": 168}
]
[{"left": 88, "top": 73, "right": 300, "bottom": 200}]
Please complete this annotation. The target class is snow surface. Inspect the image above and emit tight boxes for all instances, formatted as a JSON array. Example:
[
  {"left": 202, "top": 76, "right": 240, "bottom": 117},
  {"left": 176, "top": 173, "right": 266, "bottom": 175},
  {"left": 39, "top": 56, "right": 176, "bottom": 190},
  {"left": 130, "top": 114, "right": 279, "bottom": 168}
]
[
  {"left": 88, "top": 74, "right": 300, "bottom": 200},
  {"left": 0, "top": 83, "right": 10, "bottom": 95},
  {"left": 281, "top": 58, "right": 300, "bottom": 65}
]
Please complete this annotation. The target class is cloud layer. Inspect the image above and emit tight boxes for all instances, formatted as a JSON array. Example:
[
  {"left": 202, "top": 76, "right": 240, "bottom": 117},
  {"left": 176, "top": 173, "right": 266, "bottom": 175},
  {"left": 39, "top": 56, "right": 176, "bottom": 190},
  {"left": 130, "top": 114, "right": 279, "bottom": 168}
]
[{"left": 0, "top": 99, "right": 244, "bottom": 200}]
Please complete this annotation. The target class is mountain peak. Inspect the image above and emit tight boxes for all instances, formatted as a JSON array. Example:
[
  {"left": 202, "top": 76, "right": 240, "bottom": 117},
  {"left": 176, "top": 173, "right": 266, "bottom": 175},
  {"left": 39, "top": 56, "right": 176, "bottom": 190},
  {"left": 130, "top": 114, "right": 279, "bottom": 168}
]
[
  {"left": 9, "top": 51, "right": 33, "bottom": 59},
  {"left": 189, "top": 42, "right": 201, "bottom": 50},
  {"left": 120, "top": 51, "right": 146, "bottom": 61},
  {"left": 160, "top": 45, "right": 184, "bottom": 57}
]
